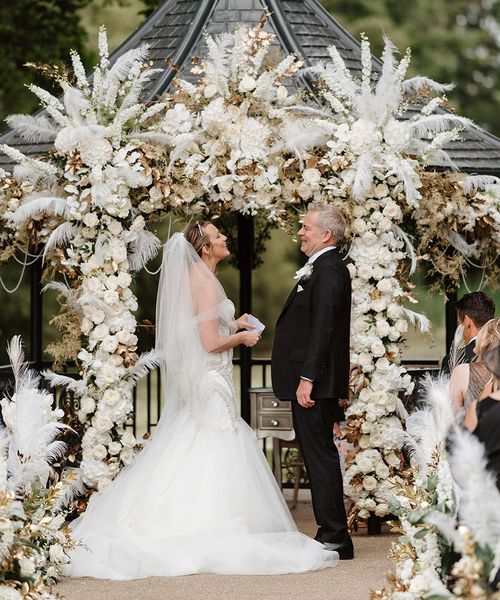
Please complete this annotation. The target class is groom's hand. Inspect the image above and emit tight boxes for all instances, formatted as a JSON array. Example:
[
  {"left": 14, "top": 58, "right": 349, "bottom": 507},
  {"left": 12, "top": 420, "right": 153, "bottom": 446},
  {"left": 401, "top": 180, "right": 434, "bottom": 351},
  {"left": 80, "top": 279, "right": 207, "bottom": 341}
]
[{"left": 296, "top": 379, "right": 315, "bottom": 408}]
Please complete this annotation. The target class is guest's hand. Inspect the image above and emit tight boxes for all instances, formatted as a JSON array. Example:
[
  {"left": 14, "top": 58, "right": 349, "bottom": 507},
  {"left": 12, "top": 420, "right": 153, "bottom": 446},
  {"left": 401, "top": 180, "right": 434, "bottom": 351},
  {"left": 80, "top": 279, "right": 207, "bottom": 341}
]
[
  {"left": 235, "top": 313, "right": 255, "bottom": 330},
  {"left": 240, "top": 331, "right": 260, "bottom": 347},
  {"left": 296, "top": 379, "right": 315, "bottom": 408}
]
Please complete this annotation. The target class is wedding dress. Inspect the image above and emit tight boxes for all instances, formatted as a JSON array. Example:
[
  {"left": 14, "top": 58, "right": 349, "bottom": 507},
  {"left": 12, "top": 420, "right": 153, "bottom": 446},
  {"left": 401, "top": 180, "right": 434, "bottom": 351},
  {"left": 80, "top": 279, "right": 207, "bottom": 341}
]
[{"left": 66, "top": 233, "right": 337, "bottom": 579}]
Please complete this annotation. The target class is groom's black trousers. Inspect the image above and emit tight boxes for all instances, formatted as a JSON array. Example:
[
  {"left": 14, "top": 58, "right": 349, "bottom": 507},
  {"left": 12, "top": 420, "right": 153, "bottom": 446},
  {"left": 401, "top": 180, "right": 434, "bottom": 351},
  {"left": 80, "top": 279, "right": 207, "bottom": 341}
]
[{"left": 291, "top": 398, "right": 349, "bottom": 544}]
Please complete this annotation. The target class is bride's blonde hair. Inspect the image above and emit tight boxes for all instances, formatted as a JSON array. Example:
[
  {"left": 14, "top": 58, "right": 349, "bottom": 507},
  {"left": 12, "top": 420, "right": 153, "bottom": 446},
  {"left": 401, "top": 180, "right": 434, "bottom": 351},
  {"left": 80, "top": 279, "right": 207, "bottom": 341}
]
[
  {"left": 184, "top": 221, "right": 211, "bottom": 258},
  {"left": 475, "top": 318, "right": 500, "bottom": 361}
]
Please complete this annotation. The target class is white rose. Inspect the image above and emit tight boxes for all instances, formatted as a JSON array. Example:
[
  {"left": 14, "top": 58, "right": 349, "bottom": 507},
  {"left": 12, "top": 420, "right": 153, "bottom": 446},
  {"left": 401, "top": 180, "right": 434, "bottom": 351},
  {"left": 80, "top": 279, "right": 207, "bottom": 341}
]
[
  {"left": 81, "top": 396, "right": 96, "bottom": 414},
  {"left": 358, "top": 388, "right": 372, "bottom": 402},
  {"left": 108, "top": 441, "right": 122, "bottom": 455},
  {"left": 377, "top": 217, "right": 393, "bottom": 232},
  {"left": 93, "top": 323, "right": 109, "bottom": 340},
  {"left": 369, "top": 432, "right": 384, "bottom": 446},
  {"left": 375, "top": 462, "right": 390, "bottom": 479},
  {"left": 93, "top": 444, "right": 108, "bottom": 460},
  {"left": 204, "top": 84, "right": 217, "bottom": 99},
  {"left": 371, "top": 340, "right": 386, "bottom": 358},
  {"left": 358, "top": 508, "right": 370, "bottom": 519},
  {"left": 81, "top": 317, "right": 92, "bottom": 335},
  {"left": 361, "top": 231, "right": 378, "bottom": 246},
  {"left": 378, "top": 247, "right": 392, "bottom": 264},
  {"left": 111, "top": 245, "right": 127, "bottom": 264},
  {"left": 385, "top": 452, "right": 400, "bottom": 468},
  {"left": 375, "top": 357, "right": 390, "bottom": 372},
  {"left": 49, "top": 543, "right": 68, "bottom": 564},
  {"left": 363, "top": 476, "right": 378, "bottom": 491},
  {"left": 376, "top": 278, "right": 393, "bottom": 294},
  {"left": 108, "top": 220, "right": 123, "bottom": 236},
  {"left": 90, "top": 308, "right": 106, "bottom": 325},
  {"left": 357, "top": 263, "right": 372, "bottom": 281},
  {"left": 105, "top": 275, "right": 119, "bottom": 290},
  {"left": 383, "top": 201, "right": 402, "bottom": 220},
  {"left": 302, "top": 168, "right": 321, "bottom": 187},
  {"left": 375, "top": 503, "right": 389, "bottom": 517},
  {"left": 372, "top": 265, "right": 384, "bottom": 280},
  {"left": 94, "top": 414, "right": 113, "bottom": 433},
  {"left": 107, "top": 462, "right": 121, "bottom": 477},
  {"left": 370, "top": 210, "right": 382, "bottom": 224},
  {"left": 238, "top": 74, "right": 256, "bottom": 93},
  {"left": 396, "top": 318, "right": 408, "bottom": 333},
  {"left": 83, "top": 212, "right": 99, "bottom": 228},
  {"left": 117, "top": 272, "right": 132, "bottom": 288},
  {"left": 297, "top": 181, "right": 313, "bottom": 200},
  {"left": 216, "top": 175, "right": 233, "bottom": 193},
  {"left": 101, "top": 335, "right": 119, "bottom": 353},
  {"left": 121, "top": 430, "right": 136, "bottom": 448},
  {"left": 371, "top": 297, "right": 388, "bottom": 312},
  {"left": 351, "top": 218, "right": 367, "bottom": 235},
  {"left": 387, "top": 303, "right": 401, "bottom": 319},
  {"left": 18, "top": 557, "right": 36, "bottom": 577},
  {"left": 103, "top": 289, "right": 119, "bottom": 305},
  {"left": 375, "top": 320, "right": 390, "bottom": 338},
  {"left": 374, "top": 183, "right": 389, "bottom": 199},
  {"left": 103, "top": 389, "right": 120, "bottom": 406},
  {"left": 359, "top": 435, "right": 371, "bottom": 449},
  {"left": 347, "top": 263, "right": 357, "bottom": 279},
  {"left": 120, "top": 448, "right": 135, "bottom": 465},
  {"left": 356, "top": 455, "right": 373, "bottom": 473}
]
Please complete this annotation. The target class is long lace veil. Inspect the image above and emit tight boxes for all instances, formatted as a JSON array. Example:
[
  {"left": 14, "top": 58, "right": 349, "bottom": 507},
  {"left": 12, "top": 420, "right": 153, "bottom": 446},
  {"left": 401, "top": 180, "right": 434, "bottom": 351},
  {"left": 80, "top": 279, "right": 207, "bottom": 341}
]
[{"left": 155, "top": 232, "right": 228, "bottom": 431}]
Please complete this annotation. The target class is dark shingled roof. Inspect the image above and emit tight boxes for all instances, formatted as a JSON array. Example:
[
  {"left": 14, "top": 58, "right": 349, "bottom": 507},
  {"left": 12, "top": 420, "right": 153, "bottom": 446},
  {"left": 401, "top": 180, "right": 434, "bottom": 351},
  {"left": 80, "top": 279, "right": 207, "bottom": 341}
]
[{"left": 1, "top": 0, "right": 499, "bottom": 174}]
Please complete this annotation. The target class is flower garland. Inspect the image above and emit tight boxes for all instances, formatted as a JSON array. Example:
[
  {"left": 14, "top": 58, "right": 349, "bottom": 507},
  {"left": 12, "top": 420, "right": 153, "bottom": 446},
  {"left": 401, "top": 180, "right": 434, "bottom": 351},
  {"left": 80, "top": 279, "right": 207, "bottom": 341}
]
[{"left": 0, "top": 23, "right": 499, "bottom": 516}]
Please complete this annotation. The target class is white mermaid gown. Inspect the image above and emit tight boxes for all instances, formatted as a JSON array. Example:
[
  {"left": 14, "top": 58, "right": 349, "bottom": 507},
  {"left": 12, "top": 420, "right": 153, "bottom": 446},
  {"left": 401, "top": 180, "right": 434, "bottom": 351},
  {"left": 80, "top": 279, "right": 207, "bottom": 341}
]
[{"left": 67, "top": 300, "right": 337, "bottom": 579}]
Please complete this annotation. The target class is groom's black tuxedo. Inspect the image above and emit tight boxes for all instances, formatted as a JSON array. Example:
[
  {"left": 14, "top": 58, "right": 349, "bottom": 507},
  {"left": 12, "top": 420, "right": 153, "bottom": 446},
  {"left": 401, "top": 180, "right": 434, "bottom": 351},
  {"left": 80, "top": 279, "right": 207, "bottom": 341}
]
[
  {"left": 272, "top": 248, "right": 351, "bottom": 412},
  {"left": 271, "top": 248, "right": 352, "bottom": 546}
]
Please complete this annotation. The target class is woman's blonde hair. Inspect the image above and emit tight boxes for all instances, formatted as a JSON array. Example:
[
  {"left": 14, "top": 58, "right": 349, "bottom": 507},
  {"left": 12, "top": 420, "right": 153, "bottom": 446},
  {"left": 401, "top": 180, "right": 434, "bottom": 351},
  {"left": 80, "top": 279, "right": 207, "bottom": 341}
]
[
  {"left": 475, "top": 318, "right": 500, "bottom": 361},
  {"left": 184, "top": 221, "right": 211, "bottom": 258}
]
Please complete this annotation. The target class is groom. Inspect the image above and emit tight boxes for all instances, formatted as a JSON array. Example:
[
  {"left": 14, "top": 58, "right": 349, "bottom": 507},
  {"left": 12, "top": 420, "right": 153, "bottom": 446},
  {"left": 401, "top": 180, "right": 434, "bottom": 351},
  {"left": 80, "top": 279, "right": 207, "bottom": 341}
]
[{"left": 271, "top": 202, "right": 353, "bottom": 559}]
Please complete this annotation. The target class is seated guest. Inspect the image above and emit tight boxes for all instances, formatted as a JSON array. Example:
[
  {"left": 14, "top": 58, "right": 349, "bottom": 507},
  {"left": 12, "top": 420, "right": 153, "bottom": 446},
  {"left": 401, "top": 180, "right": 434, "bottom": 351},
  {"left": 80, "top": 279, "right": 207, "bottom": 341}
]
[
  {"left": 451, "top": 318, "right": 500, "bottom": 424},
  {"left": 464, "top": 343, "right": 500, "bottom": 492},
  {"left": 441, "top": 291, "right": 495, "bottom": 375}
]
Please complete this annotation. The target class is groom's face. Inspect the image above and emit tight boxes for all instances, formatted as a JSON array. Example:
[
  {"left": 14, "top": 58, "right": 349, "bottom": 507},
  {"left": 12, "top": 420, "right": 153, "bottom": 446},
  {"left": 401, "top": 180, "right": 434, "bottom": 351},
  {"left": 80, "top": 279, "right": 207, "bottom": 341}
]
[{"left": 298, "top": 211, "right": 326, "bottom": 257}]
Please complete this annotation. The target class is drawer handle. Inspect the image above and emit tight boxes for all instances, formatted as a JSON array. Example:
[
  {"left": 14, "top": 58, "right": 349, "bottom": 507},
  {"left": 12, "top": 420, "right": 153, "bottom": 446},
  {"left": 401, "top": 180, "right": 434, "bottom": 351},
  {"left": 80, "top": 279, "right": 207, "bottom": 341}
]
[
  {"left": 272, "top": 400, "right": 279, "bottom": 408},
  {"left": 271, "top": 419, "right": 279, "bottom": 427}
]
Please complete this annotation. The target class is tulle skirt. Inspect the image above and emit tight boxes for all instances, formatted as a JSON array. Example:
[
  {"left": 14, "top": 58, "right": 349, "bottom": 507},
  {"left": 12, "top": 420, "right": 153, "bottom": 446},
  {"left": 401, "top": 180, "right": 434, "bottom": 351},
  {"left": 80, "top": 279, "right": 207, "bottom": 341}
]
[{"left": 66, "top": 414, "right": 337, "bottom": 579}]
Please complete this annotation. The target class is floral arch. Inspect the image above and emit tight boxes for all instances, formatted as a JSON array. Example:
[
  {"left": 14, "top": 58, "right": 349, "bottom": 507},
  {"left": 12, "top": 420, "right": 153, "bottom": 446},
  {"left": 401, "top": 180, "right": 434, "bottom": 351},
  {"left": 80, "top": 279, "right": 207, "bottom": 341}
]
[{"left": 0, "top": 19, "right": 499, "bottom": 526}]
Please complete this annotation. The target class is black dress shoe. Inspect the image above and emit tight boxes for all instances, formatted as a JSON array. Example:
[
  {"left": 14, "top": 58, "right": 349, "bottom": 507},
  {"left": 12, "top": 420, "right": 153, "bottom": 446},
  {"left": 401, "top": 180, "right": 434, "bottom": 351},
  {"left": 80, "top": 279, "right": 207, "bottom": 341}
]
[{"left": 322, "top": 541, "right": 354, "bottom": 560}]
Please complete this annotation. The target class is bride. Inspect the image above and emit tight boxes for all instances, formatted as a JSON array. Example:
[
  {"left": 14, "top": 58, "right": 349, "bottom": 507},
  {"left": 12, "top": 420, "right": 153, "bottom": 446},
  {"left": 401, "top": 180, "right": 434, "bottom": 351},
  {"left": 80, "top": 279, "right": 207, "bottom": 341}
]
[{"left": 66, "top": 222, "right": 338, "bottom": 579}]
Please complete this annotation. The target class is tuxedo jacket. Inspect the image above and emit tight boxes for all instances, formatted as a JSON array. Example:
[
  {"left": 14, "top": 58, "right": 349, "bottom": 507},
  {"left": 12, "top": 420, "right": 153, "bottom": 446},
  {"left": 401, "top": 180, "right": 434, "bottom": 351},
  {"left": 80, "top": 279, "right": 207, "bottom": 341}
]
[{"left": 271, "top": 249, "right": 351, "bottom": 401}]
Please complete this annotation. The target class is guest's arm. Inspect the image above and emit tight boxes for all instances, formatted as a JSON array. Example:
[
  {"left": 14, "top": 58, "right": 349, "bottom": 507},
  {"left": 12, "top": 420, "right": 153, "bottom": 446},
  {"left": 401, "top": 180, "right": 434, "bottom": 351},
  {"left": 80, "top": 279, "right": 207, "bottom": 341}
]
[
  {"left": 450, "top": 363, "right": 469, "bottom": 416},
  {"left": 463, "top": 400, "right": 478, "bottom": 431}
]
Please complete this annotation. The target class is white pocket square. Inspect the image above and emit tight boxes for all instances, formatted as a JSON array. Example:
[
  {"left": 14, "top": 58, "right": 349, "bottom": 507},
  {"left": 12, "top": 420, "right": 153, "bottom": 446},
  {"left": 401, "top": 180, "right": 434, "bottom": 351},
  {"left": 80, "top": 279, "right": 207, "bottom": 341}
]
[{"left": 297, "top": 285, "right": 304, "bottom": 292}]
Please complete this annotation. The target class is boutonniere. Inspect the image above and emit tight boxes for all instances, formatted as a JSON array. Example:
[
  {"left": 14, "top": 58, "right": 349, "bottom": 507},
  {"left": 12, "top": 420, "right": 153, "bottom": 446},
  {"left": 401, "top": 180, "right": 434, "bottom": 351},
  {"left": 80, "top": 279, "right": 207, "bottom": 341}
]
[{"left": 294, "top": 262, "right": 313, "bottom": 281}]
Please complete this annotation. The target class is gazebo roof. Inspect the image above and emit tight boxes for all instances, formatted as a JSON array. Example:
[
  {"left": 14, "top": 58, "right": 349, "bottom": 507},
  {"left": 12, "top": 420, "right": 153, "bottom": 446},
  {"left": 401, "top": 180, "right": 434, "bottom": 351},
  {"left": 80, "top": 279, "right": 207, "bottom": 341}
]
[{"left": 1, "top": 0, "right": 500, "bottom": 174}]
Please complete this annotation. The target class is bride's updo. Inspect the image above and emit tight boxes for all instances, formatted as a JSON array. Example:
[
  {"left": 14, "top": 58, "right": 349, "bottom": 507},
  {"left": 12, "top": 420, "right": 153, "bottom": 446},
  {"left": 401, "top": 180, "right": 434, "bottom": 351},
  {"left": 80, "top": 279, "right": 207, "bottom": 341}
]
[{"left": 184, "top": 221, "right": 211, "bottom": 258}]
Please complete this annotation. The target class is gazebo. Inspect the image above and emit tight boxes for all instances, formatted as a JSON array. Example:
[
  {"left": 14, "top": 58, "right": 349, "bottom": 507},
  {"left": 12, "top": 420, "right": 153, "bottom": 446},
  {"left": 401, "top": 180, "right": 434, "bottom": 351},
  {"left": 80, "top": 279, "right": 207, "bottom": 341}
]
[{"left": 1, "top": 0, "right": 500, "bottom": 421}]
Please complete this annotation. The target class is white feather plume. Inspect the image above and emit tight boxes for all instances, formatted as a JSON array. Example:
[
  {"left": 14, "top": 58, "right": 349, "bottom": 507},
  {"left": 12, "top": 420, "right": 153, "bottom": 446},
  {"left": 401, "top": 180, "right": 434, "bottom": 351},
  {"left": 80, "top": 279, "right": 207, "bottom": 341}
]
[
  {"left": 444, "top": 229, "right": 479, "bottom": 257},
  {"left": 205, "top": 33, "right": 234, "bottom": 89},
  {"left": 6, "top": 335, "right": 28, "bottom": 397},
  {"left": 53, "top": 470, "right": 87, "bottom": 513},
  {"left": 404, "top": 376, "right": 454, "bottom": 476},
  {"left": 402, "top": 76, "right": 454, "bottom": 96},
  {"left": 62, "top": 85, "right": 91, "bottom": 123},
  {"left": 351, "top": 152, "right": 375, "bottom": 200},
  {"left": 450, "top": 429, "right": 500, "bottom": 551},
  {"left": 105, "top": 45, "right": 150, "bottom": 89},
  {"left": 43, "top": 222, "right": 78, "bottom": 259},
  {"left": 5, "top": 114, "right": 59, "bottom": 143},
  {"left": 128, "top": 230, "right": 161, "bottom": 271},
  {"left": 424, "top": 511, "right": 462, "bottom": 551},
  {"left": 10, "top": 196, "right": 68, "bottom": 225},
  {"left": 409, "top": 114, "right": 472, "bottom": 139},
  {"left": 401, "top": 307, "right": 432, "bottom": 333},
  {"left": 125, "top": 350, "right": 161, "bottom": 384},
  {"left": 393, "top": 224, "right": 417, "bottom": 275},
  {"left": 42, "top": 372, "right": 86, "bottom": 397},
  {"left": 462, "top": 175, "right": 500, "bottom": 195}
]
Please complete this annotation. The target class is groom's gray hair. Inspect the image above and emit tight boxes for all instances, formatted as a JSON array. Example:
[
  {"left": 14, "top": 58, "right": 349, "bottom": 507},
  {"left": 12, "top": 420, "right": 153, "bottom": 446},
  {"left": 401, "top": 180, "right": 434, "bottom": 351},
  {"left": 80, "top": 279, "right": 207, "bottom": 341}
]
[{"left": 307, "top": 202, "right": 345, "bottom": 245}]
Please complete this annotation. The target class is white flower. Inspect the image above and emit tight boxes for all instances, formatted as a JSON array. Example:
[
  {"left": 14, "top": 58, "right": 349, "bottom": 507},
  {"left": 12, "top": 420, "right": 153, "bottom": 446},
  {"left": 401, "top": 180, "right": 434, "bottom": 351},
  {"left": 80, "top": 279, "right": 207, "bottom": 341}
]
[
  {"left": 351, "top": 218, "right": 367, "bottom": 235},
  {"left": 92, "top": 444, "right": 108, "bottom": 460},
  {"left": 357, "top": 455, "right": 373, "bottom": 473},
  {"left": 83, "top": 212, "right": 99, "bottom": 228},
  {"left": 383, "top": 201, "right": 402, "bottom": 220},
  {"left": 238, "top": 74, "right": 256, "bottom": 92},
  {"left": 302, "top": 168, "right": 321, "bottom": 187},
  {"left": 371, "top": 297, "right": 388, "bottom": 312},
  {"left": 108, "top": 441, "right": 122, "bottom": 455},
  {"left": 94, "top": 414, "right": 113, "bottom": 433},
  {"left": 204, "top": 84, "right": 217, "bottom": 99},
  {"left": 0, "top": 585, "right": 23, "bottom": 600},
  {"left": 103, "top": 389, "right": 120, "bottom": 406},
  {"left": 375, "top": 503, "right": 389, "bottom": 517},
  {"left": 375, "top": 462, "right": 390, "bottom": 479},
  {"left": 120, "top": 447, "right": 135, "bottom": 465},
  {"left": 370, "top": 340, "right": 386, "bottom": 358},
  {"left": 357, "top": 263, "right": 372, "bottom": 281},
  {"left": 294, "top": 262, "right": 313, "bottom": 281},
  {"left": 363, "top": 476, "right": 378, "bottom": 491},
  {"left": 18, "top": 557, "right": 36, "bottom": 577},
  {"left": 81, "top": 396, "right": 96, "bottom": 414},
  {"left": 79, "top": 137, "right": 113, "bottom": 167},
  {"left": 376, "top": 278, "right": 393, "bottom": 294},
  {"left": 108, "top": 220, "right": 123, "bottom": 236},
  {"left": 101, "top": 335, "right": 119, "bottom": 353},
  {"left": 121, "top": 430, "right": 136, "bottom": 448},
  {"left": 385, "top": 452, "right": 400, "bottom": 468},
  {"left": 103, "top": 289, "right": 119, "bottom": 305},
  {"left": 92, "top": 323, "right": 109, "bottom": 341}
]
